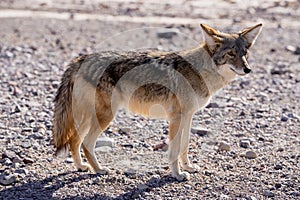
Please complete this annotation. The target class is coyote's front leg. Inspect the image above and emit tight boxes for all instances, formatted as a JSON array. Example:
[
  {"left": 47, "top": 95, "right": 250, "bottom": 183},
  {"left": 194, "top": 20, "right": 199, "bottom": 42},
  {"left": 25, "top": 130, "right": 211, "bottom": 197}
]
[
  {"left": 168, "top": 113, "right": 192, "bottom": 181},
  {"left": 179, "top": 114, "right": 200, "bottom": 173}
]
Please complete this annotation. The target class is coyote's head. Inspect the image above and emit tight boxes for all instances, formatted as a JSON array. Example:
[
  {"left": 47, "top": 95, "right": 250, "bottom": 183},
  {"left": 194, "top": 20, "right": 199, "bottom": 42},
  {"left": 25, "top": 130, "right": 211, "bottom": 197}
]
[{"left": 201, "top": 23, "right": 262, "bottom": 76}]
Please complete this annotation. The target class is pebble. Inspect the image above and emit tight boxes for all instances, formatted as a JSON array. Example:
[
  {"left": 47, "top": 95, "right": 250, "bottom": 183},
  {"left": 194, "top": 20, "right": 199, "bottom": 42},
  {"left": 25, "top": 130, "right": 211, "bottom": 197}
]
[
  {"left": 95, "top": 146, "right": 112, "bottom": 154},
  {"left": 95, "top": 137, "right": 115, "bottom": 148},
  {"left": 149, "top": 174, "right": 160, "bottom": 184},
  {"left": 5, "top": 51, "right": 14, "bottom": 58},
  {"left": 286, "top": 45, "right": 300, "bottom": 55},
  {"left": 23, "top": 157, "right": 34, "bottom": 164},
  {"left": 0, "top": 174, "right": 17, "bottom": 186},
  {"left": 65, "top": 157, "right": 73, "bottom": 163},
  {"left": 295, "top": 47, "right": 300, "bottom": 55},
  {"left": 137, "top": 184, "right": 149, "bottom": 190},
  {"left": 118, "top": 127, "right": 130, "bottom": 135},
  {"left": 2, "top": 150, "right": 18, "bottom": 159},
  {"left": 30, "top": 132, "right": 44, "bottom": 140},
  {"left": 2, "top": 158, "right": 12, "bottom": 165},
  {"left": 184, "top": 184, "right": 192, "bottom": 189},
  {"left": 245, "top": 151, "right": 257, "bottom": 159},
  {"left": 124, "top": 168, "right": 137, "bottom": 178},
  {"left": 191, "top": 127, "right": 211, "bottom": 137},
  {"left": 248, "top": 196, "right": 257, "bottom": 200},
  {"left": 289, "top": 191, "right": 300, "bottom": 196},
  {"left": 263, "top": 190, "right": 275, "bottom": 197},
  {"left": 156, "top": 29, "right": 178, "bottom": 39},
  {"left": 240, "top": 139, "right": 251, "bottom": 148},
  {"left": 153, "top": 141, "right": 168, "bottom": 152},
  {"left": 286, "top": 45, "right": 296, "bottom": 52},
  {"left": 206, "top": 102, "right": 219, "bottom": 108},
  {"left": 218, "top": 142, "right": 230, "bottom": 151},
  {"left": 281, "top": 115, "right": 289, "bottom": 122},
  {"left": 15, "top": 168, "right": 28, "bottom": 175},
  {"left": 274, "top": 164, "right": 283, "bottom": 170},
  {"left": 21, "top": 140, "right": 32, "bottom": 148}
]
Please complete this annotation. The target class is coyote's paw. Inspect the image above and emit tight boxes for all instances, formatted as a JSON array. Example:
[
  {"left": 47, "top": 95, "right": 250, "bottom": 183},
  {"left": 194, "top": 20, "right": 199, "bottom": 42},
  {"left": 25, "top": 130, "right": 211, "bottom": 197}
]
[
  {"left": 173, "top": 171, "right": 190, "bottom": 181},
  {"left": 77, "top": 163, "right": 91, "bottom": 172},
  {"left": 95, "top": 167, "right": 110, "bottom": 175},
  {"left": 182, "top": 163, "right": 200, "bottom": 173}
]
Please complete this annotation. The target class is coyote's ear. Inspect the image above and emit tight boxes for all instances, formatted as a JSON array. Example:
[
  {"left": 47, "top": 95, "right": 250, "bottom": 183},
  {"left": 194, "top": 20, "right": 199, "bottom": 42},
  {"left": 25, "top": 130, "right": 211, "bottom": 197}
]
[
  {"left": 240, "top": 23, "right": 263, "bottom": 48},
  {"left": 200, "top": 24, "right": 223, "bottom": 51}
]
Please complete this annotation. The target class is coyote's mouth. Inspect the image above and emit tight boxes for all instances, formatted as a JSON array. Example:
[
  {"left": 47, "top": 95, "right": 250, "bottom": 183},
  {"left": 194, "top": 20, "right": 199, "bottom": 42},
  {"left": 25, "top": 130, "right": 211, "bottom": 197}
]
[{"left": 230, "top": 67, "right": 247, "bottom": 76}]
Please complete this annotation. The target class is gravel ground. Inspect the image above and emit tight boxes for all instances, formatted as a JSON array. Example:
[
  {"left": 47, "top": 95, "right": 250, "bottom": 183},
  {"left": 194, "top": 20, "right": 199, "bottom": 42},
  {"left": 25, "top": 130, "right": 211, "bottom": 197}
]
[{"left": 0, "top": 0, "right": 299, "bottom": 199}]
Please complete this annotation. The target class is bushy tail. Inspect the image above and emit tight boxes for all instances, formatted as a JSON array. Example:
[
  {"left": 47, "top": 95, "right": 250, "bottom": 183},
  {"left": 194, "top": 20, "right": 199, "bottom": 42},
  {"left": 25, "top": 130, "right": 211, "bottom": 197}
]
[{"left": 52, "top": 55, "right": 87, "bottom": 157}]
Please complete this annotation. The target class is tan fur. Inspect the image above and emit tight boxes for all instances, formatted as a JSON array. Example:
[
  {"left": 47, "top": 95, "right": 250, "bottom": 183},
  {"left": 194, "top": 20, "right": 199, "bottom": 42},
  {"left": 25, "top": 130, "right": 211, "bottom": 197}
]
[{"left": 53, "top": 23, "right": 262, "bottom": 181}]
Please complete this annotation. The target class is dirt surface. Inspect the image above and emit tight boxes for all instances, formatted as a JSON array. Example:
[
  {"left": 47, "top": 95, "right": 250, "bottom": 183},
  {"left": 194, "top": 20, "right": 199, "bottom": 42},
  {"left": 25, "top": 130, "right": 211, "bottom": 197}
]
[{"left": 0, "top": 0, "right": 299, "bottom": 199}]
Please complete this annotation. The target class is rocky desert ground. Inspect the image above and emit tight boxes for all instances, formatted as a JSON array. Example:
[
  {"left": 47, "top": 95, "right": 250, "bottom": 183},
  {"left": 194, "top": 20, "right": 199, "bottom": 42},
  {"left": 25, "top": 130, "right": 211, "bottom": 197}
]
[{"left": 0, "top": 0, "right": 299, "bottom": 199}]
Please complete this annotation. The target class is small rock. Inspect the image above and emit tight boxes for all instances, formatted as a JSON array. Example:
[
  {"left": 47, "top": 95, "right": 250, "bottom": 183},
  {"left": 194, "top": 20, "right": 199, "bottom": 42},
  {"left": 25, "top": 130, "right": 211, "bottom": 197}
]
[
  {"left": 248, "top": 196, "right": 257, "bottom": 200},
  {"left": 95, "top": 137, "right": 115, "bottom": 148},
  {"left": 22, "top": 127, "right": 33, "bottom": 133},
  {"left": 153, "top": 140, "right": 168, "bottom": 152},
  {"left": 36, "top": 125, "right": 46, "bottom": 134},
  {"left": 149, "top": 174, "right": 160, "bottom": 184},
  {"left": 137, "top": 184, "right": 149, "bottom": 190},
  {"left": 286, "top": 45, "right": 300, "bottom": 55},
  {"left": 218, "top": 142, "right": 230, "bottom": 151},
  {"left": 2, "top": 158, "right": 12, "bottom": 165},
  {"left": 12, "top": 157, "right": 22, "bottom": 164},
  {"left": 287, "top": 113, "right": 300, "bottom": 120},
  {"left": 245, "top": 151, "right": 257, "bottom": 159},
  {"left": 13, "top": 86, "right": 22, "bottom": 96},
  {"left": 23, "top": 157, "right": 34, "bottom": 164},
  {"left": 95, "top": 146, "right": 112, "bottom": 154},
  {"left": 0, "top": 174, "right": 17, "bottom": 186},
  {"left": 263, "top": 190, "right": 275, "bottom": 197},
  {"left": 203, "top": 170, "right": 213, "bottom": 176},
  {"left": 30, "top": 132, "right": 44, "bottom": 140},
  {"left": 206, "top": 102, "right": 219, "bottom": 108},
  {"left": 274, "top": 164, "right": 283, "bottom": 170},
  {"left": 274, "top": 183, "right": 281, "bottom": 189},
  {"left": 156, "top": 29, "right": 178, "bottom": 39},
  {"left": 281, "top": 115, "right": 289, "bottom": 122},
  {"left": 191, "top": 127, "right": 211, "bottom": 137},
  {"left": 184, "top": 184, "right": 192, "bottom": 189},
  {"left": 5, "top": 51, "right": 14, "bottom": 58},
  {"left": 65, "top": 158, "right": 73, "bottom": 163},
  {"left": 295, "top": 47, "right": 300, "bottom": 55},
  {"left": 121, "top": 143, "right": 134, "bottom": 148},
  {"left": 15, "top": 168, "right": 28, "bottom": 175},
  {"left": 124, "top": 168, "right": 137, "bottom": 178},
  {"left": 289, "top": 191, "right": 300, "bottom": 197},
  {"left": 220, "top": 194, "right": 230, "bottom": 199},
  {"left": 21, "top": 140, "right": 32, "bottom": 148},
  {"left": 118, "top": 127, "right": 130, "bottom": 135},
  {"left": 240, "top": 139, "right": 251, "bottom": 148},
  {"left": 286, "top": 45, "right": 296, "bottom": 52},
  {"left": 2, "top": 150, "right": 17, "bottom": 159}
]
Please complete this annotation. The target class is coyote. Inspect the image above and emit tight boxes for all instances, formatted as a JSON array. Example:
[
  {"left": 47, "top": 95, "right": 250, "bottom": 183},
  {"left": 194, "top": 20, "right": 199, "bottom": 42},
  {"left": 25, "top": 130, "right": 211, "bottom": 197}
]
[{"left": 53, "top": 23, "right": 262, "bottom": 181}]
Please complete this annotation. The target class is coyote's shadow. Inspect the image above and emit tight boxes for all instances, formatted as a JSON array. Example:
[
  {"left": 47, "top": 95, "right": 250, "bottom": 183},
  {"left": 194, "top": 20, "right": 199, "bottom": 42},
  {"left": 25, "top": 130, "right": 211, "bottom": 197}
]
[{"left": 0, "top": 171, "right": 177, "bottom": 199}]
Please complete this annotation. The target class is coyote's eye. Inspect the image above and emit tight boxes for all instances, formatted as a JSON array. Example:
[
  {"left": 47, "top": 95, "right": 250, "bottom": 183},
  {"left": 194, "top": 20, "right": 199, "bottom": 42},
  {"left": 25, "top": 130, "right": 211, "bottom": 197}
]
[{"left": 227, "top": 51, "right": 235, "bottom": 57}]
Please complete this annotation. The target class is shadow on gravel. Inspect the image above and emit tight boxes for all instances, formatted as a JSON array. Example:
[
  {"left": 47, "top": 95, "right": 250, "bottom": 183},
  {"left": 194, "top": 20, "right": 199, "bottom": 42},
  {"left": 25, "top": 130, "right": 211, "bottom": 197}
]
[
  {"left": 0, "top": 171, "right": 177, "bottom": 199},
  {"left": 0, "top": 171, "right": 107, "bottom": 199},
  {"left": 69, "top": 174, "right": 178, "bottom": 200},
  {"left": 112, "top": 175, "right": 177, "bottom": 200}
]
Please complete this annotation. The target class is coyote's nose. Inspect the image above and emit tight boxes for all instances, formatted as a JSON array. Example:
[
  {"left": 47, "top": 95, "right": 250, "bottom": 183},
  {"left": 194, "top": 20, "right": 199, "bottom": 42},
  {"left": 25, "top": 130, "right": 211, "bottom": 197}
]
[{"left": 244, "top": 68, "right": 251, "bottom": 74}]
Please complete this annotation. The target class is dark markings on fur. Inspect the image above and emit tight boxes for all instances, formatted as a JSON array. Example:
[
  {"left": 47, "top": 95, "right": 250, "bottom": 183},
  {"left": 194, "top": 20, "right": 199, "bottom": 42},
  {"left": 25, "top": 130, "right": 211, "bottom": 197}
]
[{"left": 75, "top": 51, "right": 208, "bottom": 102}]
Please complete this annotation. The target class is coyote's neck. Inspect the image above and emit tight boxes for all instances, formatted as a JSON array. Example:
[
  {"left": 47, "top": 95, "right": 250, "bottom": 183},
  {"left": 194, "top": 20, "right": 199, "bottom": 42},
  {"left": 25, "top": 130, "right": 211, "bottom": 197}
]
[{"left": 180, "top": 44, "right": 237, "bottom": 95}]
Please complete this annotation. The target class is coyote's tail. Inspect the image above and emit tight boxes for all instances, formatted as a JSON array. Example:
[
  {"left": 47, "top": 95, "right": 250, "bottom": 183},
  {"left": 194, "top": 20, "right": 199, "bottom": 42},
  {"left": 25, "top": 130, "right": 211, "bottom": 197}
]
[{"left": 52, "top": 55, "right": 87, "bottom": 157}]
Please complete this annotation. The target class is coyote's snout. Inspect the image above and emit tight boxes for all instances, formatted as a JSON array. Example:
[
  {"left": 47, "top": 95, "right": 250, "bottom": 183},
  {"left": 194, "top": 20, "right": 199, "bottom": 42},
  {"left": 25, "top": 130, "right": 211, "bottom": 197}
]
[{"left": 53, "top": 23, "right": 262, "bottom": 181}]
